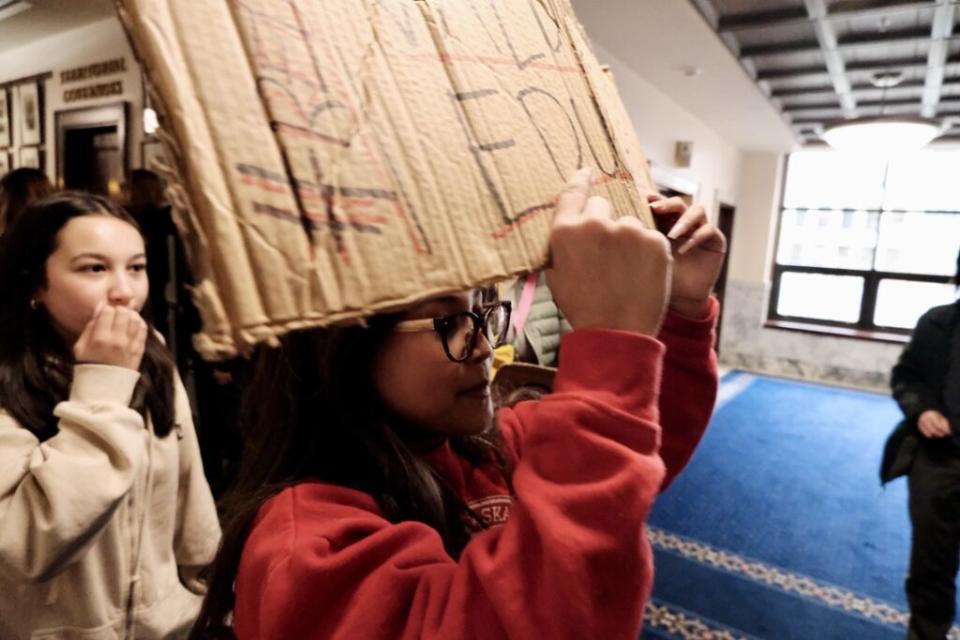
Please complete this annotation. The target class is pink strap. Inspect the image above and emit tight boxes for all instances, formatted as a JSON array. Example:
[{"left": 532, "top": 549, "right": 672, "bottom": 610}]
[{"left": 512, "top": 272, "right": 539, "bottom": 335}]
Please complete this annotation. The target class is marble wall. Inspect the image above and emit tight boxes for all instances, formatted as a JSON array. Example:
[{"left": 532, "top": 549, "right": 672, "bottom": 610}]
[{"left": 718, "top": 279, "right": 905, "bottom": 392}]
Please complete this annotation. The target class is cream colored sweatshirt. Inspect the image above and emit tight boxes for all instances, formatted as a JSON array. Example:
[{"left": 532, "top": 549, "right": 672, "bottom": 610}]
[{"left": 0, "top": 364, "right": 221, "bottom": 639}]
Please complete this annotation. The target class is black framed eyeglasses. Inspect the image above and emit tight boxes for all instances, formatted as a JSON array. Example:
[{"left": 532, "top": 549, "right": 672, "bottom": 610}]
[{"left": 394, "top": 301, "right": 512, "bottom": 362}]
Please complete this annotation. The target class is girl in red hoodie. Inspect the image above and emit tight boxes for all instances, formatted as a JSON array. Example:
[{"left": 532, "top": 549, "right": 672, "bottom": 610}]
[{"left": 191, "top": 169, "right": 724, "bottom": 639}]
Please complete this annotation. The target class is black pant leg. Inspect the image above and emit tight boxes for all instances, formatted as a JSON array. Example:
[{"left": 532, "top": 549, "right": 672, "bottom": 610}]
[{"left": 906, "top": 443, "right": 960, "bottom": 639}]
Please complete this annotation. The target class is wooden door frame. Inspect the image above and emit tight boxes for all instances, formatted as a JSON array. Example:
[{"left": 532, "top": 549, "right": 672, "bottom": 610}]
[
  {"left": 715, "top": 202, "right": 736, "bottom": 352},
  {"left": 55, "top": 101, "right": 129, "bottom": 188}
]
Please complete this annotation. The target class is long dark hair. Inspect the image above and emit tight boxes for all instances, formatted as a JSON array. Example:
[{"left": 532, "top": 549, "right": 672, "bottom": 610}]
[
  {"left": 190, "top": 316, "right": 509, "bottom": 638},
  {"left": 0, "top": 167, "right": 55, "bottom": 232},
  {"left": 0, "top": 191, "right": 176, "bottom": 440}
]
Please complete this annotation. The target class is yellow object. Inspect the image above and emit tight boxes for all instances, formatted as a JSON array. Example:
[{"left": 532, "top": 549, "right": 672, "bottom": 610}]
[{"left": 492, "top": 345, "right": 517, "bottom": 378}]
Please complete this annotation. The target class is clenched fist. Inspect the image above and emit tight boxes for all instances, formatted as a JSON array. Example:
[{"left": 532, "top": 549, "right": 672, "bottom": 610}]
[
  {"left": 648, "top": 194, "right": 726, "bottom": 319},
  {"left": 546, "top": 169, "right": 672, "bottom": 337}
]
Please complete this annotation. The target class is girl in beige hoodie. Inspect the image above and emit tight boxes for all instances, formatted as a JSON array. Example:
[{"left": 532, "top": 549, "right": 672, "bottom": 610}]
[{"left": 0, "top": 192, "right": 221, "bottom": 639}]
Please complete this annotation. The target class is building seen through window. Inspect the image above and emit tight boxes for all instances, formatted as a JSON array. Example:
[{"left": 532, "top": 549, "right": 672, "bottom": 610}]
[{"left": 770, "top": 149, "right": 960, "bottom": 333}]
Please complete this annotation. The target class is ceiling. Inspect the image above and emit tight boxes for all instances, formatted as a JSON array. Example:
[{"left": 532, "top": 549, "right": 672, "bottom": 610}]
[
  {"left": 572, "top": 0, "right": 797, "bottom": 152},
  {"left": 10, "top": 0, "right": 951, "bottom": 149},
  {"left": 689, "top": 0, "right": 960, "bottom": 146},
  {"left": 0, "top": 0, "right": 115, "bottom": 55},
  {"left": 3, "top": 0, "right": 797, "bottom": 153}
]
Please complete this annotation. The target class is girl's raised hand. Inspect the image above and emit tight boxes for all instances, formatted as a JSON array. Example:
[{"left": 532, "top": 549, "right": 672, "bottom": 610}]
[
  {"left": 648, "top": 193, "right": 727, "bottom": 318},
  {"left": 546, "top": 168, "right": 672, "bottom": 337},
  {"left": 73, "top": 303, "right": 148, "bottom": 371}
]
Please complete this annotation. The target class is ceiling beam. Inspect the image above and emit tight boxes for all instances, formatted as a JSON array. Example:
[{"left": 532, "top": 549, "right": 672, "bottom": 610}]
[
  {"left": 803, "top": 0, "right": 858, "bottom": 117},
  {"left": 719, "top": 1, "right": 960, "bottom": 34},
  {"left": 740, "top": 27, "right": 951, "bottom": 58},
  {"left": 756, "top": 64, "right": 829, "bottom": 81},
  {"left": 756, "top": 56, "right": 931, "bottom": 81},
  {"left": 718, "top": 7, "right": 809, "bottom": 33},
  {"left": 790, "top": 99, "right": 960, "bottom": 124},
  {"left": 938, "top": 97, "right": 960, "bottom": 108},
  {"left": 773, "top": 85, "right": 843, "bottom": 98},
  {"left": 740, "top": 38, "right": 820, "bottom": 58},
  {"left": 845, "top": 57, "right": 932, "bottom": 74},
  {"left": 858, "top": 97, "right": 925, "bottom": 108},
  {"left": 790, "top": 116, "right": 842, "bottom": 125},
  {"left": 783, "top": 96, "right": 923, "bottom": 112},
  {"left": 688, "top": 0, "right": 720, "bottom": 28},
  {"left": 921, "top": 0, "right": 956, "bottom": 117},
  {"left": 772, "top": 78, "right": 931, "bottom": 97},
  {"left": 783, "top": 101, "right": 844, "bottom": 112},
  {"left": 689, "top": 0, "right": 805, "bottom": 146},
  {"left": 781, "top": 89, "right": 960, "bottom": 107}
]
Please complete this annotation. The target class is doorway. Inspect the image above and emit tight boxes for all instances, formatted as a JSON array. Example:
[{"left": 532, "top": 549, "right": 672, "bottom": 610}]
[
  {"left": 715, "top": 203, "right": 736, "bottom": 352},
  {"left": 56, "top": 102, "right": 128, "bottom": 197}
]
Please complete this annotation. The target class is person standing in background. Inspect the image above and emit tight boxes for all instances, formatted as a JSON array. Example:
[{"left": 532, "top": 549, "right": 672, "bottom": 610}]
[
  {"left": 886, "top": 249, "right": 960, "bottom": 640},
  {"left": 125, "top": 169, "right": 245, "bottom": 497},
  {"left": 0, "top": 167, "right": 54, "bottom": 234},
  {"left": 124, "top": 169, "right": 188, "bottom": 352}
]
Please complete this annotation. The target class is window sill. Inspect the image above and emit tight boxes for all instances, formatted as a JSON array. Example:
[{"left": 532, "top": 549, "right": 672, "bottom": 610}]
[{"left": 763, "top": 319, "right": 909, "bottom": 344}]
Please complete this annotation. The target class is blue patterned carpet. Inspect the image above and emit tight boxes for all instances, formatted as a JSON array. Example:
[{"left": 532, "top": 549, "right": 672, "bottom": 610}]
[{"left": 641, "top": 372, "right": 943, "bottom": 640}]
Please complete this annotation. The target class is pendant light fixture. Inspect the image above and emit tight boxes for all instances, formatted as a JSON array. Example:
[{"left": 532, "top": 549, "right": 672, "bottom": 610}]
[{"left": 822, "top": 71, "right": 941, "bottom": 155}]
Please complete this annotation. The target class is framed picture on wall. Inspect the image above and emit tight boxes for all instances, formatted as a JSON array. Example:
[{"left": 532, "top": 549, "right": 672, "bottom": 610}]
[
  {"left": 0, "top": 89, "right": 10, "bottom": 149},
  {"left": 18, "top": 146, "right": 41, "bottom": 169},
  {"left": 17, "top": 82, "right": 43, "bottom": 146},
  {"left": 0, "top": 151, "right": 10, "bottom": 175}
]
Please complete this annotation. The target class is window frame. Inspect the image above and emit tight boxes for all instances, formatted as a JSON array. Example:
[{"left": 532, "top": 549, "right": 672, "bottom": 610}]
[{"left": 767, "top": 153, "right": 957, "bottom": 340}]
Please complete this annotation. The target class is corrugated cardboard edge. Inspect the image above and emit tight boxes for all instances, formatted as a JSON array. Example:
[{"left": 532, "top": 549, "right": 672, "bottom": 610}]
[
  {"left": 115, "top": 1, "right": 248, "bottom": 360},
  {"left": 116, "top": 1, "right": 660, "bottom": 359},
  {"left": 565, "top": 14, "right": 656, "bottom": 220}
]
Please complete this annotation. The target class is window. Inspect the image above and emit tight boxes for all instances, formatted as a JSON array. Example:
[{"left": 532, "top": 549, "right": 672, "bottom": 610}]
[{"left": 769, "top": 149, "right": 960, "bottom": 335}]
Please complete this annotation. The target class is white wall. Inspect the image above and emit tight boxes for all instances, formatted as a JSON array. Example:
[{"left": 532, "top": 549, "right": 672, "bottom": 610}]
[
  {"left": 726, "top": 152, "right": 783, "bottom": 283},
  {"left": 0, "top": 17, "right": 144, "bottom": 183},
  {"left": 592, "top": 42, "right": 742, "bottom": 214}
]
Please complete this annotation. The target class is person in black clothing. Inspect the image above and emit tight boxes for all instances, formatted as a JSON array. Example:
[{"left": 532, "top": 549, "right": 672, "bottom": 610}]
[
  {"left": 885, "top": 249, "right": 960, "bottom": 640},
  {"left": 125, "top": 169, "right": 244, "bottom": 497},
  {"left": 125, "top": 169, "right": 189, "bottom": 351}
]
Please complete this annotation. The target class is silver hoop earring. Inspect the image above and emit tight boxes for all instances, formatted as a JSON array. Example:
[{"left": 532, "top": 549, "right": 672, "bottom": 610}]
[{"left": 29, "top": 299, "right": 39, "bottom": 310}]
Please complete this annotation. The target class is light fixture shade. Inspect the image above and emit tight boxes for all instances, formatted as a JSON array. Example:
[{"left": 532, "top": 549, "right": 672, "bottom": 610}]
[
  {"left": 143, "top": 107, "right": 159, "bottom": 135},
  {"left": 822, "top": 117, "right": 940, "bottom": 155}
]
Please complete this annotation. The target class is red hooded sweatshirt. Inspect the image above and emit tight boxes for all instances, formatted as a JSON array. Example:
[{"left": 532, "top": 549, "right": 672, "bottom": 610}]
[{"left": 234, "top": 300, "right": 719, "bottom": 639}]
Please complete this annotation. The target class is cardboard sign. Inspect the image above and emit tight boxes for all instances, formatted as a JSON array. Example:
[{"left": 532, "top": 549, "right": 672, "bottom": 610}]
[{"left": 116, "top": 0, "right": 654, "bottom": 358}]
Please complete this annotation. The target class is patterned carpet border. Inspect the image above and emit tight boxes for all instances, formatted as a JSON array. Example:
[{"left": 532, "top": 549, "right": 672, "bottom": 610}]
[
  {"left": 648, "top": 526, "right": 960, "bottom": 637},
  {"left": 644, "top": 599, "right": 757, "bottom": 640}
]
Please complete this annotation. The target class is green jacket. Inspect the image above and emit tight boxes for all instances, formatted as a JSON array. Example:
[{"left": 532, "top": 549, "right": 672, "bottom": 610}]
[{"left": 507, "top": 272, "right": 572, "bottom": 368}]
